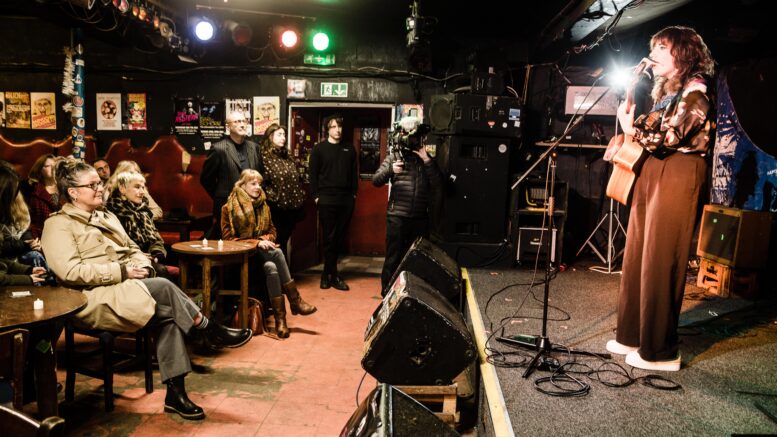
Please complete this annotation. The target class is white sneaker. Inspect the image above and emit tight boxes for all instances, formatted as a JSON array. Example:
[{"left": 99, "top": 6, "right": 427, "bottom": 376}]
[
  {"left": 606, "top": 339, "right": 638, "bottom": 355},
  {"left": 625, "top": 350, "right": 681, "bottom": 371}
]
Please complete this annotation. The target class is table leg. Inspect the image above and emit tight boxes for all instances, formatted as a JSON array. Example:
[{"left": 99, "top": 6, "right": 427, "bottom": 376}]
[
  {"left": 32, "top": 323, "right": 61, "bottom": 418},
  {"left": 240, "top": 254, "right": 249, "bottom": 330},
  {"left": 202, "top": 257, "right": 212, "bottom": 317},
  {"left": 179, "top": 258, "right": 188, "bottom": 296}
]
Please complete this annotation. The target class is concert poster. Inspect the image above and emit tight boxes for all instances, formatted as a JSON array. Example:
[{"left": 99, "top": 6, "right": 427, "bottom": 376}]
[
  {"left": 5, "top": 91, "right": 31, "bottom": 129},
  {"left": 253, "top": 96, "right": 279, "bottom": 136},
  {"left": 96, "top": 93, "right": 122, "bottom": 130},
  {"left": 174, "top": 97, "right": 200, "bottom": 136},
  {"left": 126, "top": 93, "right": 147, "bottom": 130},
  {"left": 199, "top": 101, "right": 225, "bottom": 141},
  {"left": 225, "top": 98, "right": 252, "bottom": 136}
]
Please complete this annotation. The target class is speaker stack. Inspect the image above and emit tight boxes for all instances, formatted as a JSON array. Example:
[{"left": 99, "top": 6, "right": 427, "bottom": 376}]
[{"left": 427, "top": 92, "right": 522, "bottom": 266}]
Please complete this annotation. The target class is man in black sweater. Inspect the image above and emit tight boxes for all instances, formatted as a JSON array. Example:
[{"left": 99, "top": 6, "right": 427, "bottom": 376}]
[
  {"left": 372, "top": 117, "right": 441, "bottom": 294},
  {"left": 200, "top": 111, "right": 264, "bottom": 239},
  {"left": 310, "top": 114, "right": 357, "bottom": 291}
]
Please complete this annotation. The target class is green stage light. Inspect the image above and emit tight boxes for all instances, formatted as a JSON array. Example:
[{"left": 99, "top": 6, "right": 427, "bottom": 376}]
[{"left": 312, "top": 31, "right": 330, "bottom": 51}]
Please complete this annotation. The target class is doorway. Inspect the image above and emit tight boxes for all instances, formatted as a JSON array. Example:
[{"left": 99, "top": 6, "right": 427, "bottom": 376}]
[{"left": 288, "top": 103, "right": 393, "bottom": 272}]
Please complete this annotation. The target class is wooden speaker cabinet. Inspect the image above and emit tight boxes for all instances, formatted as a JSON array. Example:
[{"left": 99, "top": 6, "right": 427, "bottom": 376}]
[{"left": 696, "top": 204, "right": 772, "bottom": 268}]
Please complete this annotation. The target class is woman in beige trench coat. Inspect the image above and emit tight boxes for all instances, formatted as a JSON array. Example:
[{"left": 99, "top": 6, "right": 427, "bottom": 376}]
[{"left": 41, "top": 159, "right": 252, "bottom": 421}]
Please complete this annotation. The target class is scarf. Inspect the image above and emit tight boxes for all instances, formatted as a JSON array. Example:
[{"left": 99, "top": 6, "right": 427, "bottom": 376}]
[
  {"left": 105, "top": 193, "right": 160, "bottom": 252},
  {"left": 225, "top": 186, "right": 271, "bottom": 239}
]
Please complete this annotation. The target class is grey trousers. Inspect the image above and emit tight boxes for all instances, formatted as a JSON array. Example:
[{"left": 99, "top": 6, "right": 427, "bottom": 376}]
[
  {"left": 142, "top": 277, "right": 201, "bottom": 382},
  {"left": 256, "top": 247, "right": 292, "bottom": 298}
]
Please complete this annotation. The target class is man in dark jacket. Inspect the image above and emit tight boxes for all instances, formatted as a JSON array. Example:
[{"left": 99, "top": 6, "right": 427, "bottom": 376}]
[
  {"left": 310, "top": 114, "right": 357, "bottom": 291},
  {"left": 372, "top": 118, "right": 441, "bottom": 294},
  {"left": 200, "top": 110, "right": 264, "bottom": 239}
]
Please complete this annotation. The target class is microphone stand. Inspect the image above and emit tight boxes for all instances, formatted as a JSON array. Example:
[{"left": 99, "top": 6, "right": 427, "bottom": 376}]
[{"left": 505, "top": 80, "right": 613, "bottom": 378}]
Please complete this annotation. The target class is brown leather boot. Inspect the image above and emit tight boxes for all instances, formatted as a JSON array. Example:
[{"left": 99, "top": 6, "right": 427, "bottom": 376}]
[
  {"left": 283, "top": 280, "right": 317, "bottom": 316},
  {"left": 270, "top": 295, "right": 290, "bottom": 338}
]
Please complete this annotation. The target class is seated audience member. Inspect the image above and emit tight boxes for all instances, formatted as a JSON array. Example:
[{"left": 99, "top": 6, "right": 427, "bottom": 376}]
[
  {"left": 22, "top": 154, "right": 61, "bottom": 239},
  {"left": 0, "top": 162, "right": 47, "bottom": 285},
  {"left": 41, "top": 159, "right": 252, "bottom": 421},
  {"left": 93, "top": 157, "right": 111, "bottom": 183},
  {"left": 104, "top": 160, "right": 163, "bottom": 219},
  {"left": 105, "top": 171, "right": 177, "bottom": 279},
  {"left": 221, "top": 169, "right": 316, "bottom": 339},
  {"left": 1, "top": 192, "right": 50, "bottom": 271}
]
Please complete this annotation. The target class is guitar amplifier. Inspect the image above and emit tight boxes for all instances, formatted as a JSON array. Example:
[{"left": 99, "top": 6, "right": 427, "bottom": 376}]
[{"left": 429, "top": 93, "right": 522, "bottom": 138}]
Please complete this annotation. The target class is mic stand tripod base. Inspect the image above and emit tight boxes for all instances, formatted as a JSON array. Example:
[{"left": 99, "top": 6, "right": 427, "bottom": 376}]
[{"left": 495, "top": 336, "right": 612, "bottom": 377}]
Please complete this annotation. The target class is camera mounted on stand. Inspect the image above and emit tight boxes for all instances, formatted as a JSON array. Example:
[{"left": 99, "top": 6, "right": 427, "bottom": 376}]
[{"left": 389, "top": 116, "right": 431, "bottom": 159}]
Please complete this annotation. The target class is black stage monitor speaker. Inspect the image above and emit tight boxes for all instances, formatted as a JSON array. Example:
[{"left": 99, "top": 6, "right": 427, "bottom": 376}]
[
  {"left": 696, "top": 204, "right": 772, "bottom": 268},
  {"left": 429, "top": 93, "right": 522, "bottom": 138},
  {"left": 432, "top": 135, "right": 511, "bottom": 243},
  {"left": 340, "top": 383, "right": 460, "bottom": 437},
  {"left": 362, "top": 271, "right": 476, "bottom": 385},
  {"left": 383, "top": 237, "right": 462, "bottom": 302}
]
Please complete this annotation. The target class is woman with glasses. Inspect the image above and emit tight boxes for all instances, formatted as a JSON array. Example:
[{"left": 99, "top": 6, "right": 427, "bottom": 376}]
[{"left": 41, "top": 159, "right": 252, "bottom": 420}]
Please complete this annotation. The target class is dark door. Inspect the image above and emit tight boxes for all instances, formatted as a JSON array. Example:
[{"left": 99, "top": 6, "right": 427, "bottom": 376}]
[{"left": 289, "top": 106, "right": 391, "bottom": 272}]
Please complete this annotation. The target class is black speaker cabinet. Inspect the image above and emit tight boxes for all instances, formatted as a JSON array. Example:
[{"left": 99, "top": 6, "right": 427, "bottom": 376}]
[
  {"left": 429, "top": 93, "right": 522, "bottom": 138},
  {"left": 362, "top": 271, "right": 476, "bottom": 385},
  {"left": 697, "top": 204, "right": 772, "bottom": 268},
  {"left": 431, "top": 135, "right": 511, "bottom": 243},
  {"left": 383, "top": 237, "right": 462, "bottom": 302},
  {"left": 340, "top": 383, "right": 460, "bottom": 437}
]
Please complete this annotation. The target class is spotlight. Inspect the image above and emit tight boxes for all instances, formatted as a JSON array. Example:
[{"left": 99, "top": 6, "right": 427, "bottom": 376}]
[
  {"left": 131, "top": 2, "right": 139, "bottom": 17},
  {"left": 281, "top": 29, "right": 299, "bottom": 48},
  {"left": 152, "top": 14, "right": 160, "bottom": 29},
  {"left": 224, "top": 20, "right": 252, "bottom": 47},
  {"left": 311, "top": 31, "right": 330, "bottom": 51},
  {"left": 138, "top": 4, "right": 147, "bottom": 21},
  {"left": 112, "top": 0, "right": 128, "bottom": 14},
  {"left": 159, "top": 19, "right": 174, "bottom": 38},
  {"left": 193, "top": 18, "right": 216, "bottom": 42}
]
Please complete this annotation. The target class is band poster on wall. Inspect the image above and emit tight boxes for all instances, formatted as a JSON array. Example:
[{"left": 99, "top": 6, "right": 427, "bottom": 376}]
[
  {"left": 5, "top": 91, "right": 31, "bottom": 129},
  {"left": 30, "top": 92, "right": 56, "bottom": 130},
  {"left": 96, "top": 93, "right": 122, "bottom": 130},
  {"left": 359, "top": 125, "right": 381, "bottom": 178},
  {"left": 174, "top": 97, "right": 200, "bottom": 135},
  {"left": 225, "top": 98, "right": 252, "bottom": 136},
  {"left": 199, "top": 101, "right": 225, "bottom": 141},
  {"left": 126, "top": 92, "right": 147, "bottom": 130},
  {"left": 0, "top": 92, "right": 5, "bottom": 128},
  {"left": 253, "top": 96, "right": 279, "bottom": 136}
]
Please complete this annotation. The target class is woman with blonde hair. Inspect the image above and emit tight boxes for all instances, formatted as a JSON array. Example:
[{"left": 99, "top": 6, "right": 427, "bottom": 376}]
[
  {"left": 105, "top": 171, "right": 177, "bottom": 278},
  {"left": 104, "top": 160, "right": 163, "bottom": 219},
  {"left": 221, "top": 169, "right": 316, "bottom": 338}
]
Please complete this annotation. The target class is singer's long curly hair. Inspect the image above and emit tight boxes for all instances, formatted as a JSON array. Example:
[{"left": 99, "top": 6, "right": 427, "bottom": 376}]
[{"left": 650, "top": 26, "right": 715, "bottom": 100}]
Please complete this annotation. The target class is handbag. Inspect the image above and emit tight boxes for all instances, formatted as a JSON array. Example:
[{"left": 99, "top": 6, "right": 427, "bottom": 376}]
[{"left": 231, "top": 297, "right": 264, "bottom": 334}]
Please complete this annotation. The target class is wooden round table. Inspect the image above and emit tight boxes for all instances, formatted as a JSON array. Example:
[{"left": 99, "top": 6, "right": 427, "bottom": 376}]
[
  {"left": 172, "top": 240, "right": 256, "bottom": 329},
  {"left": 1, "top": 286, "right": 88, "bottom": 418}
]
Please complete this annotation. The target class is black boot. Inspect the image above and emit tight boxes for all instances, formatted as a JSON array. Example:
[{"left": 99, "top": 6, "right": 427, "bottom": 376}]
[
  {"left": 204, "top": 321, "right": 252, "bottom": 348},
  {"left": 320, "top": 273, "right": 331, "bottom": 289},
  {"left": 164, "top": 375, "right": 205, "bottom": 420},
  {"left": 330, "top": 275, "right": 349, "bottom": 291}
]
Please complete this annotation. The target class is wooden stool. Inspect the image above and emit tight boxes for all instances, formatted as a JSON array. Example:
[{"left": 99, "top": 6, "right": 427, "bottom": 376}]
[
  {"left": 395, "top": 383, "right": 459, "bottom": 426},
  {"left": 697, "top": 258, "right": 760, "bottom": 298}
]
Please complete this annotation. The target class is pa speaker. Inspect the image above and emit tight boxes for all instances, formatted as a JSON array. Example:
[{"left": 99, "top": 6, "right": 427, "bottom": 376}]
[
  {"left": 431, "top": 135, "right": 511, "bottom": 243},
  {"left": 340, "top": 383, "right": 460, "bottom": 437},
  {"left": 362, "top": 271, "right": 476, "bottom": 385},
  {"left": 696, "top": 204, "right": 772, "bottom": 268},
  {"left": 383, "top": 237, "right": 462, "bottom": 303}
]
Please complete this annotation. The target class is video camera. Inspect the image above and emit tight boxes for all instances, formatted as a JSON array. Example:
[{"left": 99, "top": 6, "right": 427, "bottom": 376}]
[{"left": 389, "top": 116, "right": 431, "bottom": 158}]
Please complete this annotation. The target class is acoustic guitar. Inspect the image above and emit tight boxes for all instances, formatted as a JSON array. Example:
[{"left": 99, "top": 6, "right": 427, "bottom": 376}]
[{"left": 606, "top": 133, "right": 647, "bottom": 205}]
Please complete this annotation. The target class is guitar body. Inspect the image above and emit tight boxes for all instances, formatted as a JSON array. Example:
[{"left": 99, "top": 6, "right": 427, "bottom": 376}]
[{"left": 606, "top": 134, "right": 648, "bottom": 205}]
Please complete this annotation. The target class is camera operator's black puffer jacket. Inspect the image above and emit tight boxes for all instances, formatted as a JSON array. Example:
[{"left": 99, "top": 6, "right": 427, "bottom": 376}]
[{"left": 372, "top": 152, "right": 442, "bottom": 218}]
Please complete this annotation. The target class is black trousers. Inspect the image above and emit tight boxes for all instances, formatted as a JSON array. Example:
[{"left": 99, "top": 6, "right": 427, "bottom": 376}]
[
  {"left": 269, "top": 204, "right": 304, "bottom": 258},
  {"left": 616, "top": 153, "right": 706, "bottom": 361},
  {"left": 318, "top": 201, "right": 354, "bottom": 277},
  {"left": 381, "top": 215, "right": 429, "bottom": 293}
]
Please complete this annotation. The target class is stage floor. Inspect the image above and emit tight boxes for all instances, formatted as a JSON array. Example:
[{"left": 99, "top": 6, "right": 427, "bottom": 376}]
[{"left": 465, "top": 261, "right": 777, "bottom": 436}]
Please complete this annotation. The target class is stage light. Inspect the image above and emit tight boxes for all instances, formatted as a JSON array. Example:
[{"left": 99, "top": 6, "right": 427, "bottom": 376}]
[
  {"left": 224, "top": 20, "right": 252, "bottom": 47},
  {"left": 131, "top": 2, "right": 139, "bottom": 17},
  {"left": 138, "top": 4, "right": 147, "bottom": 21},
  {"left": 152, "top": 14, "right": 160, "bottom": 29},
  {"left": 193, "top": 18, "right": 216, "bottom": 42},
  {"left": 159, "top": 19, "right": 173, "bottom": 38},
  {"left": 112, "top": 0, "right": 128, "bottom": 14},
  {"left": 311, "top": 31, "right": 330, "bottom": 51},
  {"left": 281, "top": 29, "right": 299, "bottom": 48}
]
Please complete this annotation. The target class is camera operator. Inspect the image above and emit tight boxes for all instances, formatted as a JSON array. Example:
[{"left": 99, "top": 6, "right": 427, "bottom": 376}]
[{"left": 372, "top": 117, "right": 441, "bottom": 295}]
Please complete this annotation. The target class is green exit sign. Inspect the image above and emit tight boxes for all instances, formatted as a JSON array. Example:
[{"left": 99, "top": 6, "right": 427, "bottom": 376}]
[
  {"left": 304, "top": 53, "right": 336, "bottom": 66},
  {"left": 320, "top": 82, "right": 348, "bottom": 98}
]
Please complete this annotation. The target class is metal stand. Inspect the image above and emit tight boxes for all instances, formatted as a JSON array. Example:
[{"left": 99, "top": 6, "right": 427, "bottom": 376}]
[{"left": 576, "top": 197, "right": 627, "bottom": 274}]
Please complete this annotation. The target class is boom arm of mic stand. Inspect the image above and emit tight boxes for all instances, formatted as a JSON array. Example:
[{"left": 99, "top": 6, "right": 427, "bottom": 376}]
[{"left": 511, "top": 116, "right": 583, "bottom": 191}]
